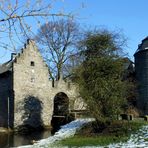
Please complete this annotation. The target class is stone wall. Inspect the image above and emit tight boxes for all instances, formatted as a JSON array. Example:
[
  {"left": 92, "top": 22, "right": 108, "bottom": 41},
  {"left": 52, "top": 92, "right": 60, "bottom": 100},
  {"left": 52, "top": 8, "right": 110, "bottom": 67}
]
[
  {"left": 0, "top": 39, "right": 85, "bottom": 129},
  {"left": 12, "top": 40, "right": 86, "bottom": 129},
  {"left": 53, "top": 79, "right": 86, "bottom": 111},
  {"left": 13, "top": 40, "right": 53, "bottom": 128}
]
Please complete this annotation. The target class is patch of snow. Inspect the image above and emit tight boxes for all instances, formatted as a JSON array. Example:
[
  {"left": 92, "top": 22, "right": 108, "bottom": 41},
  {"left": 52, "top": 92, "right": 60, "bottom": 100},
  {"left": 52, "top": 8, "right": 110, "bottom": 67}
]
[
  {"left": 17, "top": 118, "right": 95, "bottom": 148},
  {"left": 107, "top": 125, "right": 148, "bottom": 148},
  {"left": 16, "top": 120, "right": 148, "bottom": 148},
  {"left": 48, "top": 123, "right": 148, "bottom": 148},
  {"left": 80, "top": 125, "right": 148, "bottom": 148}
]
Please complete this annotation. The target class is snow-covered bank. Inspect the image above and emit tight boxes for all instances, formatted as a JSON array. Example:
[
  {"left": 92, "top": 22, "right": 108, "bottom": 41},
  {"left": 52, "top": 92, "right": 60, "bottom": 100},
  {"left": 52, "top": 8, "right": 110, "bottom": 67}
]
[
  {"left": 51, "top": 125, "right": 148, "bottom": 148},
  {"left": 17, "top": 118, "right": 95, "bottom": 148},
  {"left": 107, "top": 125, "right": 148, "bottom": 148},
  {"left": 17, "top": 119, "right": 148, "bottom": 148}
]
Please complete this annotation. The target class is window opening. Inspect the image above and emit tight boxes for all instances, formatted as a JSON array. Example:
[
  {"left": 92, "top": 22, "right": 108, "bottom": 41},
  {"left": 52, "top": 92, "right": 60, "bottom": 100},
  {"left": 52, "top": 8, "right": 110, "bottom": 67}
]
[{"left": 31, "top": 61, "right": 35, "bottom": 66}]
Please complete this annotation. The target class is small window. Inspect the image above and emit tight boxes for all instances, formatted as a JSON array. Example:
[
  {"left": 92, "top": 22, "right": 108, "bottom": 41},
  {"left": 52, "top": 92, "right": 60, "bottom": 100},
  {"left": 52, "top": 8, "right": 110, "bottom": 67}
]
[
  {"left": 31, "top": 77, "right": 35, "bottom": 82},
  {"left": 31, "top": 61, "right": 35, "bottom": 66}
]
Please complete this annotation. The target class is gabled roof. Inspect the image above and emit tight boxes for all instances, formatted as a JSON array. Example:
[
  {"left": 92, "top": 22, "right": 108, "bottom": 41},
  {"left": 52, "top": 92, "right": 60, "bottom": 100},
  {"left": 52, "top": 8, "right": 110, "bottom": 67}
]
[
  {"left": 123, "top": 57, "right": 134, "bottom": 69},
  {"left": 0, "top": 39, "right": 34, "bottom": 75}
]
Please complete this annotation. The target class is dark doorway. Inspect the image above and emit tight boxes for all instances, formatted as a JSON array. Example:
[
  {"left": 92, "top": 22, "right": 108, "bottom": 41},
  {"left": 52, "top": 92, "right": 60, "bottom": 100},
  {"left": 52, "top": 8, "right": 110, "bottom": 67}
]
[
  {"left": 53, "top": 92, "right": 69, "bottom": 116},
  {"left": 51, "top": 92, "right": 73, "bottom": 134}
]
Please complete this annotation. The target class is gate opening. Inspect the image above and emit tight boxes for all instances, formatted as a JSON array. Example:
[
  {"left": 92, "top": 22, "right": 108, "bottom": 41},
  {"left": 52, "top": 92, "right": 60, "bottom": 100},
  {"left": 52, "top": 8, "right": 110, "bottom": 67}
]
[
  {"left": 51, "top": 92, "right": 74, "bottom": 134},
  {"left": 53, "top": 92, "right": 69, "bottom": 116}
]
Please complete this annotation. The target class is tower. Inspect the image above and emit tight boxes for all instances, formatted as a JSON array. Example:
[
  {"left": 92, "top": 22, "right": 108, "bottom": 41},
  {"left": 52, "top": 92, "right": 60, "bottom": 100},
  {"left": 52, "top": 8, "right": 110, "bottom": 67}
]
[{"left": 134, "top": 37, "right": 148, "bottom": 115}]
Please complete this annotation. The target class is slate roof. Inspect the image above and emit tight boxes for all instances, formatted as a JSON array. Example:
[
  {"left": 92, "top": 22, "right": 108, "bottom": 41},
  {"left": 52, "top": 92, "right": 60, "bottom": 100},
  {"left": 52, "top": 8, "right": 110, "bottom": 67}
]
[
  {"left": 135, "top": 36, "right": 148, "bottom": 54},
  {"left": 0, "top": 60, "right": 13, "bottom": 74}
]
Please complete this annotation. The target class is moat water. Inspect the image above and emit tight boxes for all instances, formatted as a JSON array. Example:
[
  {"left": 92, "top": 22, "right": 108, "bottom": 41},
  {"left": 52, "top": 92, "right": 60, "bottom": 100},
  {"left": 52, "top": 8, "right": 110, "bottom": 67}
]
[
  {"left": 0, "top": 130, "right": 51, "bottom": 148},
  {"left": 0, "top": 116, "right": 71, "bottom": 148}
]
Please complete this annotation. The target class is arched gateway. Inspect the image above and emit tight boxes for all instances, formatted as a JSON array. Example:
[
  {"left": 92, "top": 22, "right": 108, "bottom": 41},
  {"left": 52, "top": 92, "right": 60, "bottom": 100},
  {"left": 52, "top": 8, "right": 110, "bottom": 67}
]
[
  {"left": 53, "top": 92, "right": 69, "bottom": 116},
  {"left": 0, "top": 40, "right": 86, "bottom": 130}
]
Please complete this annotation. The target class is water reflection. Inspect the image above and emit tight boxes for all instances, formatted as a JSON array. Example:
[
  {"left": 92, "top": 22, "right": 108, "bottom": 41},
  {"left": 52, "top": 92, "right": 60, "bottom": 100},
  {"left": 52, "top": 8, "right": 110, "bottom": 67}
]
[
  {"left": 0, "top": 130, "right": 51, "bottom": 148},
  {"left": 0, "top": 115, "right": 74, "bottom": 148}
]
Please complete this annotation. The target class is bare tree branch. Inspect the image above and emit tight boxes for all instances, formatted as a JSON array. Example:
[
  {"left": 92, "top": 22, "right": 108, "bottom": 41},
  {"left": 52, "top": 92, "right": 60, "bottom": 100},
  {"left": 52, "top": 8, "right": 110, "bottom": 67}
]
[
  {"left": 0, "top": 0, "right": 72, "bottom": 51},
  {"left": 35, "top": 19, "right": 80, "bottom": 80}
]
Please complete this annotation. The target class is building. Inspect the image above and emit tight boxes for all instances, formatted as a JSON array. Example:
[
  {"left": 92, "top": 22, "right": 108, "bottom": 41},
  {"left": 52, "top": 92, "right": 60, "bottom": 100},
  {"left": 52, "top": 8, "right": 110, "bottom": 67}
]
[
  {"left": 134, "top": 37, "right": 148, "bottom": 115},
  {"left": 0, "top": 39, "right": 85, "bottom": 130}
]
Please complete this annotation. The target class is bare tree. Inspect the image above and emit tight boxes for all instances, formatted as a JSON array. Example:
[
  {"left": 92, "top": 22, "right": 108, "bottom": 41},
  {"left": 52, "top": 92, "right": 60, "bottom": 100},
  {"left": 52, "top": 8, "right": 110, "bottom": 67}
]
[
  {"left": 0, "top": 0, "right": 71, "bottom": 52},
  {"left": 35, "top": 19, "right": 80, "bottom": 80}
]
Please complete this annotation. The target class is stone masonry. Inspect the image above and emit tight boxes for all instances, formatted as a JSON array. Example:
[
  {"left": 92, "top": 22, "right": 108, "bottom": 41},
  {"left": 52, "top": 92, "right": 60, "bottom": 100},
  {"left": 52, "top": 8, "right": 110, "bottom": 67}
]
[{"left": 0, "top": 39, "right": 85, "bottom": 129}]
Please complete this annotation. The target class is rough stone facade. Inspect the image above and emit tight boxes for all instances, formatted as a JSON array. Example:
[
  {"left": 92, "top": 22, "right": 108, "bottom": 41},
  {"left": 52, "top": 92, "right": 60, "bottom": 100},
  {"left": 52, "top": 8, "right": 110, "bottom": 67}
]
[{"left": 0, "top": 39, "right": 85, "bottom": 129}]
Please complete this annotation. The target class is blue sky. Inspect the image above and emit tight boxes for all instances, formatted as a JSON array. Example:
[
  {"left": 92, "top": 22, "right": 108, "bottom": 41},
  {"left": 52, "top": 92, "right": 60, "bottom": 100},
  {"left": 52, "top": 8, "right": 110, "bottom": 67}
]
[
  {"left": 0, "top": 0, "right": 148, "bottom": 63},
  {"left": 66, "top": 0, "right": 148, "bottom": 60}
]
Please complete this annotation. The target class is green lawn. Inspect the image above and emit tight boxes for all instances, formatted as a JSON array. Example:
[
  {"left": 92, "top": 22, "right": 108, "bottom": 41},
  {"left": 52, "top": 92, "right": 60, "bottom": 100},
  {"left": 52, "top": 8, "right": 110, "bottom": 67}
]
[
  {"left": 59, "top": 135, "right": 128, "bottom": 147},
  {"left": 58, "top": 120, "right": 148, "bottom": 147}
]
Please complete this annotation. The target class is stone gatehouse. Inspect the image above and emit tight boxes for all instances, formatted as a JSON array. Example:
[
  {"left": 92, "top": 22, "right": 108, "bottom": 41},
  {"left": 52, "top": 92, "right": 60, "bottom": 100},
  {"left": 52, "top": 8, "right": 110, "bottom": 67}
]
[{"left": 0, "top": 39, "right": 85, "bottom": 129}]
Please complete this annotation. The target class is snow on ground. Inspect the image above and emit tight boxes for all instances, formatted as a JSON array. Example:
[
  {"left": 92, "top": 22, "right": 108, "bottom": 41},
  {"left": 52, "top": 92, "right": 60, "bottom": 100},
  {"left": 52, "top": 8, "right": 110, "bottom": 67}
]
[
  {"left": 71, "top": 125, "right": 148, "bottom": 148},
  {"left": 17, "top": 119, "right": 148, "bottom": 148},
  {"left": 105, "top": 125, "right": 148, "bottom": 148},
  {"left": 17, "top": 118, "right": 95, "bottom": 148}
]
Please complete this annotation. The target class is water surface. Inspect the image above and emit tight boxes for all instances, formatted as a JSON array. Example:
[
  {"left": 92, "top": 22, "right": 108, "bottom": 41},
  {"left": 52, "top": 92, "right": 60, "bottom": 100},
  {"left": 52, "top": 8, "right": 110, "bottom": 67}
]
[{"left": 0, "top": 130, "right": 51, "bottom": 148}]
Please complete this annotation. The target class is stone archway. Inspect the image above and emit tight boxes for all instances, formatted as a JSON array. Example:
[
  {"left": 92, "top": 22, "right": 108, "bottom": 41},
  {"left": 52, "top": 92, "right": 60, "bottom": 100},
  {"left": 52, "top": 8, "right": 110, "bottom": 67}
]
[
  {"left": 53, "top": 92, "right": 69, "bottom": 116},
  {"left": 51, "top": 92, "right": 70, "bottom": 134}
]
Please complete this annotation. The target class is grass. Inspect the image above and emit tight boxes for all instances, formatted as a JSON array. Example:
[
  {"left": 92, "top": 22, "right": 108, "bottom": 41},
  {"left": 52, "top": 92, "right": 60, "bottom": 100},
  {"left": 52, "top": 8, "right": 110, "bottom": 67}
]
[
  {"left": 58, "top": 120, "right": 148, "bottom": 147},
  {"left": 59, "top": 135, "right": 128, "bottom": 147},
  {"left": 145, "top": 138, "right": 148, "bottom": 142}
]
